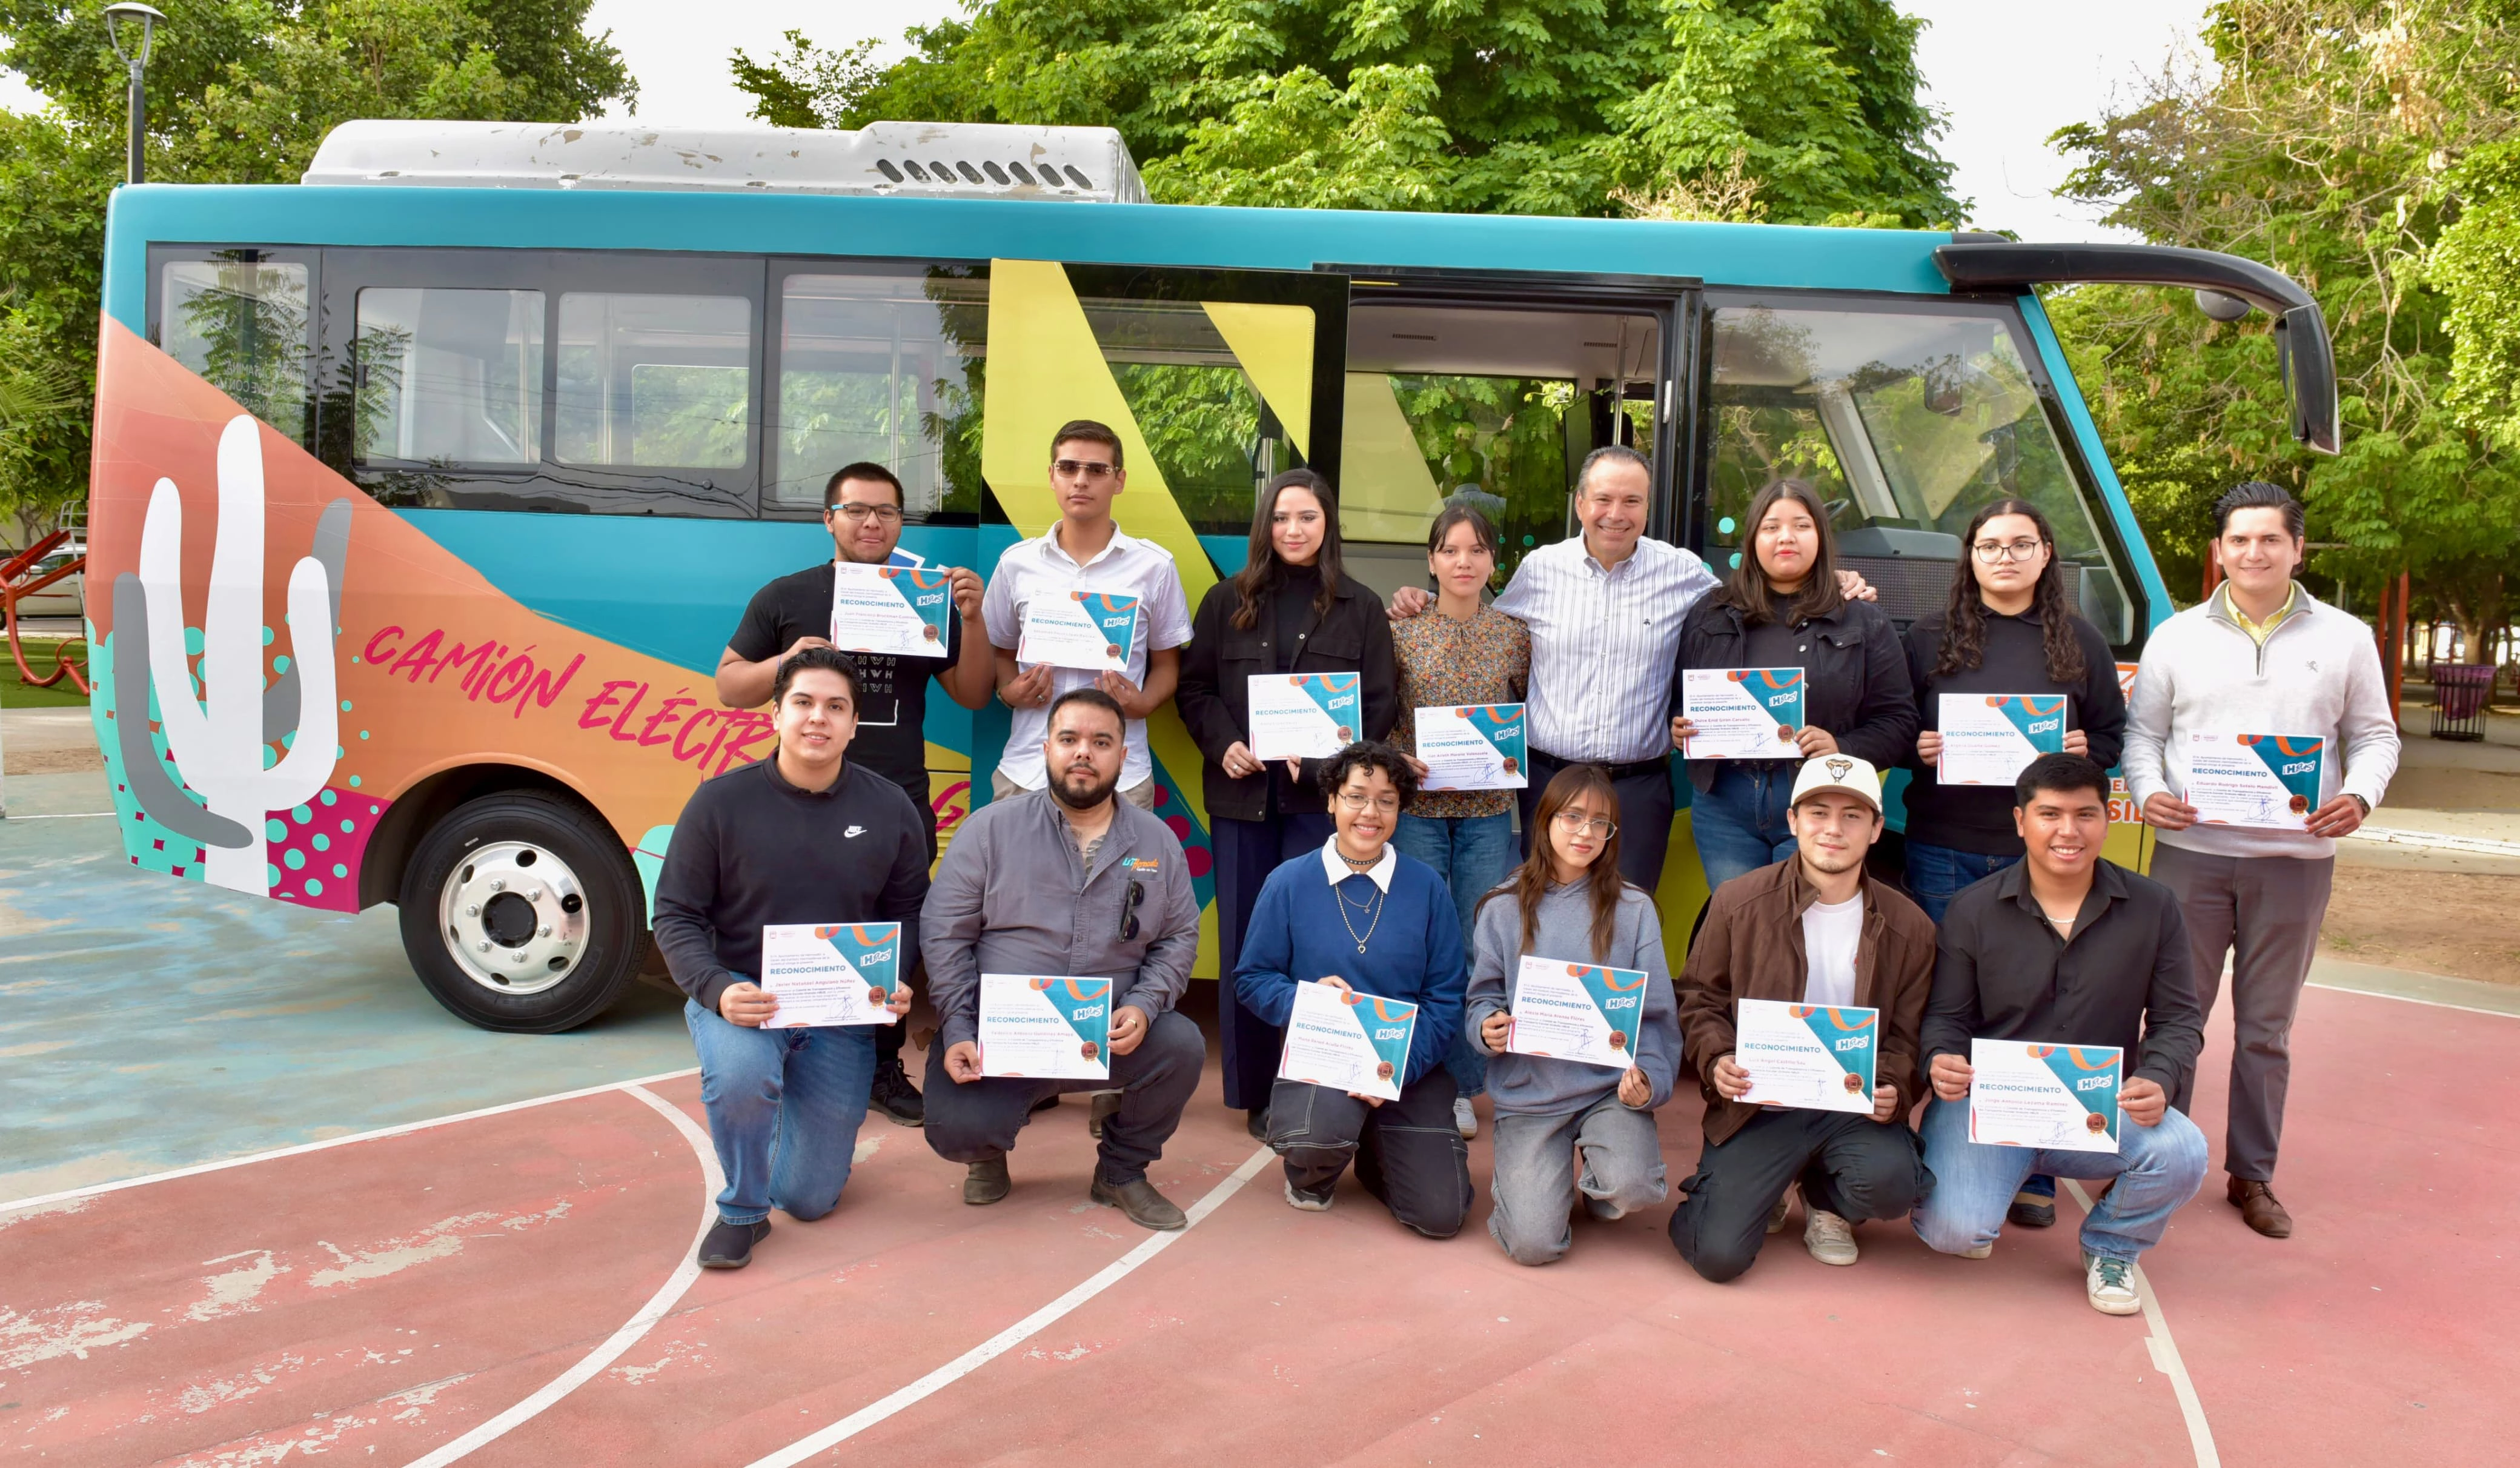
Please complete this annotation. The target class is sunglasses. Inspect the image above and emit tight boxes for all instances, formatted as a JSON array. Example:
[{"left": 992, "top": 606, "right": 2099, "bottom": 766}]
[
  {"left": 1119, "top": 878, "right": 1146, "bottom": 942},
  {"left": 1053, "top": 459, "right": 1117, "bottom": 481}
]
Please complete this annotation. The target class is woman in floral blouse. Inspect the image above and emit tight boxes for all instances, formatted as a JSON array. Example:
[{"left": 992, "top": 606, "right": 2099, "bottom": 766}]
[{"left": 1390, "top": 503, "right": 1531, "bottom": 1141}]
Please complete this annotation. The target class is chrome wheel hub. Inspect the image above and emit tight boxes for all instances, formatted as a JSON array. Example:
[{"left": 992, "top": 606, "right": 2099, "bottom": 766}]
[{"left": 438, "top": 841, "right": 588, "bottom": 996}]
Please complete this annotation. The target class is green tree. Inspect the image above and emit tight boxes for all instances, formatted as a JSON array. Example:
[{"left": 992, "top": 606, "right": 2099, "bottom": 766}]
[
  {"left": 2047, "top": 0, "right": 2520, "bottom": 656},
  {"left": 730, "top": 0, "right": 1960, "bottom": 224},
  {"left": 0, "top": 0, "right": 637, "bottom": 535}
]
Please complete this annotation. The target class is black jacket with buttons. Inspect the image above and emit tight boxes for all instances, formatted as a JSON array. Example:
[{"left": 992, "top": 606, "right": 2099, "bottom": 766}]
[
  {"left": 1669, "top": 593, "right": 1917, "bottom": 794},
  {"left": 1177, "top": 570, "right": 1398, "bottom": 822}
]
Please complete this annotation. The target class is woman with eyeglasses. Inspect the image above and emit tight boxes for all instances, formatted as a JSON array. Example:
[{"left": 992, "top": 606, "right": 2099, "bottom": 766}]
[
  {"left": 1465, "top": 764, "right": 1679, "bottom": 1266},
  {"left": 1669, "top": 479, "right": 1916, "bottom": 892},
  {"left": 1234, "top": 742, "right": 1473, "bottom": 1236},
  {"left": 1178, "top": 469, "right": 1399, "bottom": 1139},
  {"left": 1388, "top": 503, "right": 1530, "bottom": 1144}
]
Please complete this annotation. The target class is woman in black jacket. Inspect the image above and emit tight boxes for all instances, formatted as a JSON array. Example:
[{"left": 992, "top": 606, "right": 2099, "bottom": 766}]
[
  {"left": 1667, "top": 478, "right": 1915, "bottom": 892},
  {"left": 1177, "top": 468, "right": 1398, "bottom": 1135},
  {"left": 1902, "top": 497, "right": 2127, "bottom": 921}
]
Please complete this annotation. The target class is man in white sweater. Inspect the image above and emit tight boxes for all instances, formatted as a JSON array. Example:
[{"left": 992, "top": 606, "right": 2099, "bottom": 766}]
[{"left": 2121, "top": 482, "right": 2400, "bottom": 1240}]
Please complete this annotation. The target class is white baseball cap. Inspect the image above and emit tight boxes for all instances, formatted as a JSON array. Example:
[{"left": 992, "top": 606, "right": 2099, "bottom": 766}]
[{"left": 1789, "top": 753, "right": 1884, "bottom": 815}]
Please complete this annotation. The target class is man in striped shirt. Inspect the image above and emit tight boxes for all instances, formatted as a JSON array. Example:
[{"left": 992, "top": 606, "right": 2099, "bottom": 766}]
[{"left": 1391, "top": 447, "right": 1870, "bottom": 889}]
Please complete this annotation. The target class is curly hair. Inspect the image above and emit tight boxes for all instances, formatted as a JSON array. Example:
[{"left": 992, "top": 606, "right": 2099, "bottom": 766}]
[
  {"left": 1932, "top": 498, "right": 2088, "bottom": 686},
  {"left": 1315, "top": 739, "right": 1418, "bottom": 810}
]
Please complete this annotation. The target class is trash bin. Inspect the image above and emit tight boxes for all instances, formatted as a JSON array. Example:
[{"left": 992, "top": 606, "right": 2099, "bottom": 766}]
[{"left": 2431, "top": 663, "right": 2495, "bottom": 741}]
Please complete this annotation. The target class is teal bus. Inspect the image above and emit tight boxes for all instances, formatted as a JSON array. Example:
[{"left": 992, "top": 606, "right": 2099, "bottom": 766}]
[{"left": 84, "top": 119, "right": 2336, "bottom": 1030}]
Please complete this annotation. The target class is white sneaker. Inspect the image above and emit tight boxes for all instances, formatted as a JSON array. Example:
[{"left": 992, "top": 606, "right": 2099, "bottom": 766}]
[
  {"left": 2084, "top": 1252, "right": 2141, "bottom": 1315},
  {"left": 1803, "top": 1208, "right": 1858, "bottom": 1266},
  {"left": 1284, "top": 1178, "right": 1334, "bottom": 1212},
  {"left": 1453, "top": 1097, "right": 1478, "bottom": 1139},
  {"left": 1958, "top": 1241, "right": 1995, "bottom": 1260}
]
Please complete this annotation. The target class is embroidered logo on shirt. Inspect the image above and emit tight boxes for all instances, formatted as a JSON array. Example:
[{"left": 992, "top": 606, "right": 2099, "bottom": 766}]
[{"left": 844, "top": 825, "right": 866, "bottom": 839}]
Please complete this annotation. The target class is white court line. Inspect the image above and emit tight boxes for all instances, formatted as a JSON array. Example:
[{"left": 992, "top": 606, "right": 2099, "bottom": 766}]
[
  {"left": 2307, "top": 981, "right": 2520, "bottom": 1021},
  {"left": 0, "top": 1066, "right": 701, "bottom": 1216},
  {"left": 2, "top": 810, "right": 114, "bottom": 819},
  {"left": 2062, "top": 1178, "right": 2219, "bottom": 1468},
  {"left": 402, "top": 1083, "right": 723, "bottom": 1467},
  {"left": 746, "top": 1144, "right": 1279, "bottom": 1468}
]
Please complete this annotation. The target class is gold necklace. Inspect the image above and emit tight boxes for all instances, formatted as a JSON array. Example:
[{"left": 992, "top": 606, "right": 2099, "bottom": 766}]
[{"left": 1336, "top": 878, "right": 1384, "bottom": 953}]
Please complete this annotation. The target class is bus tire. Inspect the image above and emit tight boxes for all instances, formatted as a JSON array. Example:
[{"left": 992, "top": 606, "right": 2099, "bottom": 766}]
[{"left": 397, "top": 791, "right": 643, "bottom": 1033}]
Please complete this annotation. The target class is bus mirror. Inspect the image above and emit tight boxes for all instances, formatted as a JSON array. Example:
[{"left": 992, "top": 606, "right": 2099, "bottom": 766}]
[{"left": 2276, "top": 302, "right": 2339, "bottom": 455}]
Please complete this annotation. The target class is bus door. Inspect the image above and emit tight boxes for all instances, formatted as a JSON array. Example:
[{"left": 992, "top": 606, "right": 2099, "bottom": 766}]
[{"left": 1321, "top": 267, "right": 1699, "bottom": 600}]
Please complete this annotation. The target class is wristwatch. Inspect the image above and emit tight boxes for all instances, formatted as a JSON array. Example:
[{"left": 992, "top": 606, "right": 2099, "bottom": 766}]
[{"left": 2347, "top": 793, "right": 2370, "bottom": 816}]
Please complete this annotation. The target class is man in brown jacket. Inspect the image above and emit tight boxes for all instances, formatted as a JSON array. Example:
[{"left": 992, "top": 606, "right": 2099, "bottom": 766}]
[{"left": 1669, "top": 755, "right": 1937, "bottom": 1281}]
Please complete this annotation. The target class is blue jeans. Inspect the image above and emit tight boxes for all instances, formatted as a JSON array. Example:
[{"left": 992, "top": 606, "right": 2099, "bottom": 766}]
[
  {"left": 1394, "top": 811, "right": 1518, "bottom": 1099},
  {"left": 1691, "top": 764, "right": 1798, "bottom": 892},
  {"left": 1909, "top": 1096, "right": 2209, "bottom": 1263},
  {"left": 686, "top": 997, "right": 878, "bottom": 1226},
  {"left": 1903, "top": 842, "right": 2019, "bottom": 925}
]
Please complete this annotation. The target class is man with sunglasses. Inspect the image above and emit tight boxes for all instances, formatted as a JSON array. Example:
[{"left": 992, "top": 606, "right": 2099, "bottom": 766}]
[
  {"left": 981, "top": 420, "right": 1195, "bottom": 809},
  {"left": 920, "top": 689, "right": 1207, "bottom": 1230},
  {"left": 717, "top": 462, "right": 995, "bottom": 1125}
]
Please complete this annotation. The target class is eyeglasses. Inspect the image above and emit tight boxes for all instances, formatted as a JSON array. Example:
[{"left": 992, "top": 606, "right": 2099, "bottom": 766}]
[
  {"left": 1551, "top": 811, "right": 1617, "bottom": 839},
  {"left": 829, "top": 502, "right": 904, "bottom": 524},
  {"left": 1052, "top": 459, "right": 1117, "bottom": 481},
  {"left": 1335, "top": 790, "right": 1401, "bottom": 815},
  {"left": 1972, "top": 537, "right": 2046, "bottom": 563}
]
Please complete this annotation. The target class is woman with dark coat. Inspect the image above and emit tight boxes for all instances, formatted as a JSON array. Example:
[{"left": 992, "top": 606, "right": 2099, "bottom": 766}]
[{"left": 1178, "top": 468, "right": 1398, "bottom": 1135}]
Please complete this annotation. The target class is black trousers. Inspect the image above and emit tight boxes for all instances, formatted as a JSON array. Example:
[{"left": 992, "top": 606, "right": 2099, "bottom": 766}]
[
  {"left": 876, "top": 791, "right": 946, "bottom": 1072},
  {"left": 1668, "top": 1108, "right": 1932, "bottom": 1283},
  {"left": 1268, "top": 1071, "right": 1473, "bottom": 1238},
  {"left": 1211, "top": 809, "right": 1336, "bottom": 1111},
  {"left": 1520, "top": 749, "right": 1676, "bottom": 892},
  {"left": 921, "top": 1009, "right": 1204, "bottom": 1186}
]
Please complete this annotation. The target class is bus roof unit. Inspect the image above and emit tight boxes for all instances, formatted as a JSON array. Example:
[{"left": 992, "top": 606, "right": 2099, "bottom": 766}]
[{"left": 302, "top": 119, "right": 1151, "bottom": 203}]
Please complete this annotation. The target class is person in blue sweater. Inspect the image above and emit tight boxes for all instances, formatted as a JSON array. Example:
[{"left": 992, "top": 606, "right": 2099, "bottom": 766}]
[{"left": 1235, "top": 741, "right": 1473, "bottom": 1237}]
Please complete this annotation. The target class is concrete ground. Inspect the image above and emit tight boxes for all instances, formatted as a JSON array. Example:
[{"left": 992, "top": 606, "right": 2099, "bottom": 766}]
[{"left": 6, "top": 765, "right": 2520, "bottom": 1464}]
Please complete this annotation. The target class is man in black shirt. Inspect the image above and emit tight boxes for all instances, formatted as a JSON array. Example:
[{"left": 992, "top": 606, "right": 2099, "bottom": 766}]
[
  {"left": 1908, "top": 753, "right": 2209, "bottom": 1316},
  {"left": 654, "top": 648, "right": 930, "bottom": 1269},
  {"left": 717, "top": 462, "right": 993, "bottom": 1125}
]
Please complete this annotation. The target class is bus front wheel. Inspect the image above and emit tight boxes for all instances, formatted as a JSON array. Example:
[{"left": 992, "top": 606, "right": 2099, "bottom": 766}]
[{"left": 398, "top": 791, "right": 643, "bottom": 1033}]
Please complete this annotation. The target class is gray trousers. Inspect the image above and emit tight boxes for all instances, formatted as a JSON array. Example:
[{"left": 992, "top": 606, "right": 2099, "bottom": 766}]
[
  {"left": 2150, "top": 842, "right": 2336, "bottom": 1183},
  {"left": 1485, "top": 1095, "right": 1669, "bottom": 1266}
]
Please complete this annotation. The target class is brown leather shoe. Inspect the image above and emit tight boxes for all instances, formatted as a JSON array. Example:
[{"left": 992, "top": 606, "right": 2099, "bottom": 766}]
[{"left": 2227, "top": 1175, "right": 2292, "bottom": 1238}]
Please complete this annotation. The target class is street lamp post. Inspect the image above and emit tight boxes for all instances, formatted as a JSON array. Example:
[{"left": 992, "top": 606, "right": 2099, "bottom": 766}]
[{"left": 102, "top": 3, "right": 166, "bottom": 185}]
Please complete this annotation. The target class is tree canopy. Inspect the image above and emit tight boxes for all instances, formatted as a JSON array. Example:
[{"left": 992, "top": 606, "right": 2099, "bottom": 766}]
[{"left": 731, "top": 0, "right": 1961, "bottom": 227}]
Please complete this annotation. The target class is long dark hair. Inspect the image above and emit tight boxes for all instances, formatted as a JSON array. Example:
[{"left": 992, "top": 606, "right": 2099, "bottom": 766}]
[
  {"left": 1932, "top": 498, "right": 2087, "bottom": 685},
  {"left": 1717, "top": 479, "right": 1843, "bottom": 626},
  {"left": 1230, "top": 468, "right": 1344, "bottom": 631},
  {"left": 1476, "top": 763, "right": 1634, "bottom": 962}
]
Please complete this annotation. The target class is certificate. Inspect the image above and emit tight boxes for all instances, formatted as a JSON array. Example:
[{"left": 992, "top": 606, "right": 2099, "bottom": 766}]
[
  {"left": 1505, "top": 955, "right": 1646, "bottom": 1071},
  {"left": 1734, "top": 998, "right": 1877, "bottom": 1114},
  {"left": 1414, "top": 704, "right": 1527, "bottom": 792},
  {"left": 1247, "top": 673, "right": 1361, "bottom": 761},
  {"left": 1938, "top": 694, "right": 2067, "bottom": 786},
  {"left": 2183, "top": 732, "right": 2324, "bottom": 831},
  {"left": 1016, "top": 590, "right": 1141, "bottom": 674},
  {"left": 829, "top": 562, "right": 953, "bottom": 660},
  {"left": 758, "top": 922, "right": 902, "bottom": 1028},
  {"left": 1278, "top": 980, "right": 1417, "bottom": 1102},
  {"left": 1682, "top": 668, "right": 1805, "bottom": 759},
  {"left": 1968, "top": 1040, "right": 2122, "bottom": 1153},
  {"left": 977, "top": 973, "right": 1112, "bottom": 1080}
]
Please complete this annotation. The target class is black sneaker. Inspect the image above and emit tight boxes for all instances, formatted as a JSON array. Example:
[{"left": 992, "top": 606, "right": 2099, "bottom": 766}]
[
  {"left": 2009, "top": 1181, "right": 2059, "bottom": 1230},
  {"left": 1246, "top": 1107, "right": 1270, "bottom": 1141},
  {"left": 697, "top": 1218, "right": 771, "bottom": 1269},
  {"left": 869, "top": 1054, "right": 925, "bottom": 1127}
]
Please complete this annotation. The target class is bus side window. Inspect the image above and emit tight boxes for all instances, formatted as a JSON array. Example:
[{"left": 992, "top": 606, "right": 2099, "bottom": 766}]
[
  {"left": 555, "top": 293, "right": 752, "bottom": 469},
  {"left": 353, "top": 288, "right": 544, "bottom": 467},
  {"left": 158, "top": 256, "right": 313, "bottom": 446},
  {"left": 1703, "top": 299, "right": 2138, "bottom": 644},
  {"left": 774, "top": 269, "right": 986, "bottom": 519}
]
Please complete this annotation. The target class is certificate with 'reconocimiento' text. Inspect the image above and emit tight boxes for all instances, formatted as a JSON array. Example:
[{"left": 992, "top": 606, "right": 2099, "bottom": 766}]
[
  {"left": 1682, "top": 668, "right": 1806, "bottom": 759},
  {"left": 1938, "top": 694, "right": 2067, "bottom": 786},
  {"left": 829, "top": 562, "right": 953, "bottom": 660},
  {"left": 760, "top": 922, "right": 902, "bottom": 1028},
  {"left": 1505, "top": 955, "right": 1646, "bottom": 1071},
  {"left": 2183, "top": 731, "right": 2324, "bottom": 831},
  {"left": 1414, "top": 704, "right": 1527, "bottom": 792},
  {"left": 1017, "top": 590, "right": 1141, "bottom": 674},
  {"left": 1734, "top": 998, "right": 1877, "bottom": 1114},
  {"left": 1968, "top": 1040, "right": 2123, "bottom": 1152},
  {"left": 978, "top": 973, "right": 1112, "bottom": 1080},
  {"left": 1278, "top": 980, "right": 1416, "bottom": 1102},
  {"left": 1248, "top": 673, "right": 1361, "bottom": 761}
]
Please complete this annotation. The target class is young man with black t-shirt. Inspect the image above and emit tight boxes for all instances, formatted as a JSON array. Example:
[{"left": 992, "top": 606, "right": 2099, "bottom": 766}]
[{"left": 717, "top": 462, "right": 994, "bottom": 1124}]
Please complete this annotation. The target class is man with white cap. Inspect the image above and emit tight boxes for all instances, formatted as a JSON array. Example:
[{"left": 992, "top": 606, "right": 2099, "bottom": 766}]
[{"left": 1669, "top": 754, "right": 1938, "bottom": 1281}]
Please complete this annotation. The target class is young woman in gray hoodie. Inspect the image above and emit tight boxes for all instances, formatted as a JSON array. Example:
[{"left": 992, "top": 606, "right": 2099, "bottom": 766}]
[{"left": 1465, "top": 763, "right": 1682, "bottom": 1266}]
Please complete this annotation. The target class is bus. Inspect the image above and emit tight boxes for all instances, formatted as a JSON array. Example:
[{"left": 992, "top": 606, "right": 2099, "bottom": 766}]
[{"left": 84, "top": 119, "right": 2338, "bottom": 1032}]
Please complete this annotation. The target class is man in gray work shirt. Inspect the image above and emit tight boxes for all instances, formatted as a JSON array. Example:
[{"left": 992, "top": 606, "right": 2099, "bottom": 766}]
[{"left": 920, "top": 688, "right": 1206, "bottom": 1230}]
